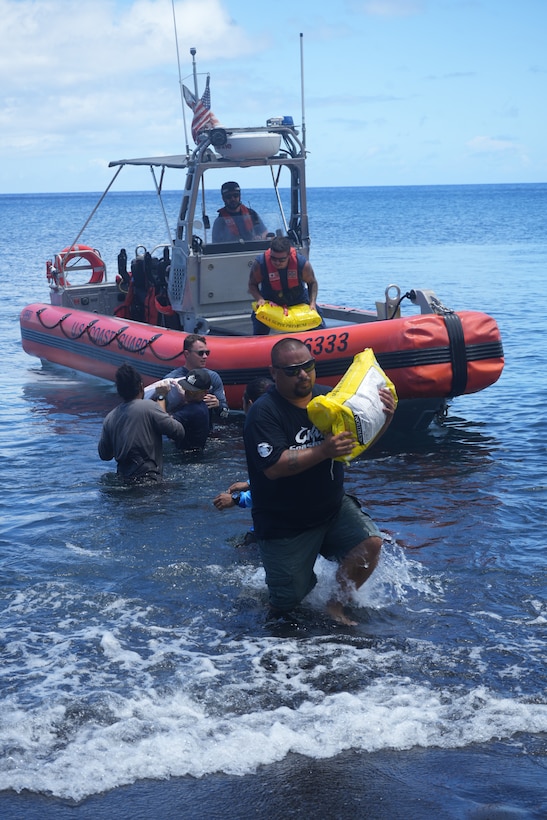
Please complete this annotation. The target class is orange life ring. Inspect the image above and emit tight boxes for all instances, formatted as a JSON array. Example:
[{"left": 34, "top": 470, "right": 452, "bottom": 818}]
[{"left": 54, "top": 245, "right": 106, "bottom": 285}]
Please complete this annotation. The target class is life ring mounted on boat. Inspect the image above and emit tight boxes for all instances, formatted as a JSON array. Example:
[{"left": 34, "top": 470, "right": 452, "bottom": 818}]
[{"left": 51, "top": 245, "right": 106, "bottom": 286}]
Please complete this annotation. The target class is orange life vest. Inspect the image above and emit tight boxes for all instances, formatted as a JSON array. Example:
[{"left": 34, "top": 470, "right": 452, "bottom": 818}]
[
  {"left": 217, "top": 204, "right": 255, "bottom": 238},
  {"left": 260, "top": 248, "right": 306, "bottom": 305}
]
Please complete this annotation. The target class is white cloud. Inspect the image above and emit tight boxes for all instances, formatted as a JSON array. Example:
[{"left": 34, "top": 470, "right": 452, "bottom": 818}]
[
  {"left": 0, "top": 0, "right": 255, "bottom": 88},
  {"left": 466, "top": 135, "right": 530, "bottom": 169},
  {"left": 358, "top": 0, "right": 425, "bottom": 17},
  {"left": 466, "top": 136, "right": 520, "bottom": 155},
  {"left": 0, "top": 0, "right": 257, "bottom": 158}
]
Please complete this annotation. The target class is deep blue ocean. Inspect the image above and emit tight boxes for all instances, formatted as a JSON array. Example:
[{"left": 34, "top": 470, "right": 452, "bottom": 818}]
[{"left": 1, "top": 184, "right": 546, "bottom": 819}]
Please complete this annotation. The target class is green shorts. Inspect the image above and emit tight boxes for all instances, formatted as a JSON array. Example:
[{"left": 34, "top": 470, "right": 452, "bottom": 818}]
[{"left": 257, "top": 494, "right": 381, "bottom": 611}]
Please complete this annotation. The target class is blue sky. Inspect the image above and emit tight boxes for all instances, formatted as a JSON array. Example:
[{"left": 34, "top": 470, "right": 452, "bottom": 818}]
[{"left": 2, "top": 0, "right": 545, "bottom": 192}]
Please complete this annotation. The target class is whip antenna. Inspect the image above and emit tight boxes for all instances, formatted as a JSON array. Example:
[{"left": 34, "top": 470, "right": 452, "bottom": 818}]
[
  {"left": 171, "top": 0, "right": 190, "bottom": 154},
  {"left": 191, "top": 47, "right": 199, "bottom": 99},
  {"left": 300, "top": 33, "right": 306, "bottom": 150}
]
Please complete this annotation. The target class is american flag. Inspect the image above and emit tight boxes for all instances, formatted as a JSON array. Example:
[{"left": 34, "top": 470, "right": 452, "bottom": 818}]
[{"left": 183, "top": 76, "right": 220, "bottom": 143}]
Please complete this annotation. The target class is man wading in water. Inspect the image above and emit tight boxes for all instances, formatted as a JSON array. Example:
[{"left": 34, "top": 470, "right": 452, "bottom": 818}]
[{"left": 243, "top": 338, "right": 396, "bottom": 625}]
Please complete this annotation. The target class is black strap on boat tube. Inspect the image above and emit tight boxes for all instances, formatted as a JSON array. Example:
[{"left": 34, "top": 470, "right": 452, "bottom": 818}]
[{"left": 444, "top": 312, "right": 468, "bottom": 396}]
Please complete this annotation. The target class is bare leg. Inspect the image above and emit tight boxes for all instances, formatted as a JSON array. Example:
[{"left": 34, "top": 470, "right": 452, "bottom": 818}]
[{"left": 327, "top": 535, "right": 382, "bottom": 625}]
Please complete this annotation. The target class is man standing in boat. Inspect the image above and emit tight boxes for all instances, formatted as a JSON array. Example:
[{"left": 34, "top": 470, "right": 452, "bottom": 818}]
[
  {"left": 243, "top": 338, "right": 395, "bottom": 625},
  {"left": 212, "top": 181, "right": 268, "bottom": 244},
  {"left": 248, "top": 235, "right": 323, "bottom": 335}
]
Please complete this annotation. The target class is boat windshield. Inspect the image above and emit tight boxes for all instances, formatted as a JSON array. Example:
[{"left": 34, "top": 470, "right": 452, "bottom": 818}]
[{"left": 190, "top": 163, "right": 300, "bottom": 251}]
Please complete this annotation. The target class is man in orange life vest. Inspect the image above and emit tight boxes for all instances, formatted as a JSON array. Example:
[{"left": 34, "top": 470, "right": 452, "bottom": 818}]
[
  {"left": 248, "top": 235, "right": 324, "bottom": 335},
  {"left": 212, "top": 181, "right": 268, "bottom": 243}
]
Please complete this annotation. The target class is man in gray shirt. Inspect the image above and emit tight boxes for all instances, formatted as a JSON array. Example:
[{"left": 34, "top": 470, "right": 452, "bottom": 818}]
[{"left": 98, "top": 364, "right": 186, "bottom": 483}]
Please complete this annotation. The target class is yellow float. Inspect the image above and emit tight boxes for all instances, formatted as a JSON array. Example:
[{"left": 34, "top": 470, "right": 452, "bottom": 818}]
[
  {"left": 307, "top": 348, "right": 398, "bottom": 463},
  {"left": 252, "top": 301, "right": 322, "bottom": 332}
]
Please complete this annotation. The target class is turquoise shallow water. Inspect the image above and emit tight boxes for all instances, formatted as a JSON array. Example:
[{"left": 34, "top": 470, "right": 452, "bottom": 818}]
[{"left": 1, "top": 184, "right": 546, "bottom": 818}]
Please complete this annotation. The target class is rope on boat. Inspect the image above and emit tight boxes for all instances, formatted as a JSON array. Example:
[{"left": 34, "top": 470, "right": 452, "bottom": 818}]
[
  {"left": 36, "top": 308, "right": 73, "bottom": 329},
  {"left": 124, "top": 339, "right": 188, "bottom": 361},
  {"left": 388, "top": 292, "right": 412, "bottom": 320},
  {"left": 116, "top": 333, "right": 163, "bottom": 354},
  {"left": 389, "top": 291, "right": 455, "bottom": 320},
  {"left": 36, "top": 309, "right": 186, "bottom": 359},
  {"left": 88, "top": 324, "right": 129, "bottom": 347},
  {"left": 63, "top": 319, "right": 100, "bottom": 339}
]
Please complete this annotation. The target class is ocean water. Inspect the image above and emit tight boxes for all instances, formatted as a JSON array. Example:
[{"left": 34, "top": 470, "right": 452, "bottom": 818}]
[{"left": 1, "top": 183, "right": 546, "bottom": 819}]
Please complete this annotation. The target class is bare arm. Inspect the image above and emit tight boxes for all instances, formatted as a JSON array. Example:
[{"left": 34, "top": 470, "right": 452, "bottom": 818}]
[
  {"left": 264, "top": 431, "right": 356, "bottom": 479},
  {"left": 212, "top": 481, "right": 249, "bottom": 511},
  {"left": 264, "top": 388, "right": 395, "bottom": 479},
  {"left": 98, "top": 425, "right": 114, "bottom": 461},
  {"left": 248, "top": 262, "right": 265, "bottom": 305},
  {"left": 302, "top": 261, "right": 318, "bottom": 310},
  {"left": 229, "top": 480, "right": 250, "bottom": 492}
]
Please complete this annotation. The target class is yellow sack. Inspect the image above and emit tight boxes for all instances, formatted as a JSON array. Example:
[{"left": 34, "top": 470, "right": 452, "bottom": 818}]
[
  {"left": 307, "top": 348, "right": 398, "bottom": 463},
  {"left": 252, "top": 301, "right": 322, "bottom": 332}
]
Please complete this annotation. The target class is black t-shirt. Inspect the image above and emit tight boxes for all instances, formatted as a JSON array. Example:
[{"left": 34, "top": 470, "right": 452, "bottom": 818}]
[{"left": 243, "top": 387, "right": 344, "bottom": 538}]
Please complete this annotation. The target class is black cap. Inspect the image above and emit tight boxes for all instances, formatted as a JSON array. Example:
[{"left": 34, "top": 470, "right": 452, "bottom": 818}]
[
  {"left": 221, "top": 181, "right": 240, "bottom": 195},
  {"left": 177, "top": 370, "right": 212, "bottom": 392}
]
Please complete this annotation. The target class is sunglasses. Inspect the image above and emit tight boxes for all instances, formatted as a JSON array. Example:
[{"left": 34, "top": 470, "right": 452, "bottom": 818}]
[
  {"left": 275, "top": 358, "right": 316, "bottom": 377},
  {"left": 189, "top": 349, "right": 210, "bottom": 356},
  {"left": 223, "top": 193, "right": 240, "bottom": 200}
]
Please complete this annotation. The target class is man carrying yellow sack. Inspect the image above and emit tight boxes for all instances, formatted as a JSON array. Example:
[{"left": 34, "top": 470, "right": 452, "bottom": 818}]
[{"left": 243, "top": 338, "right": 396, "bottom": 626}]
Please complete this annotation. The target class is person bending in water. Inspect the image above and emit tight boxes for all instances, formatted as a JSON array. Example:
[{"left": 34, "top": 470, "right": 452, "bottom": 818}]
[
  {"left": 171, "top": 369, "right": 212, "bottom": 452},
  {"left": 98, "top": 364, "right": 186, "bottom": 483},
  {"left": 243, "top": 338, "right": 395, "bottom": 625}
]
